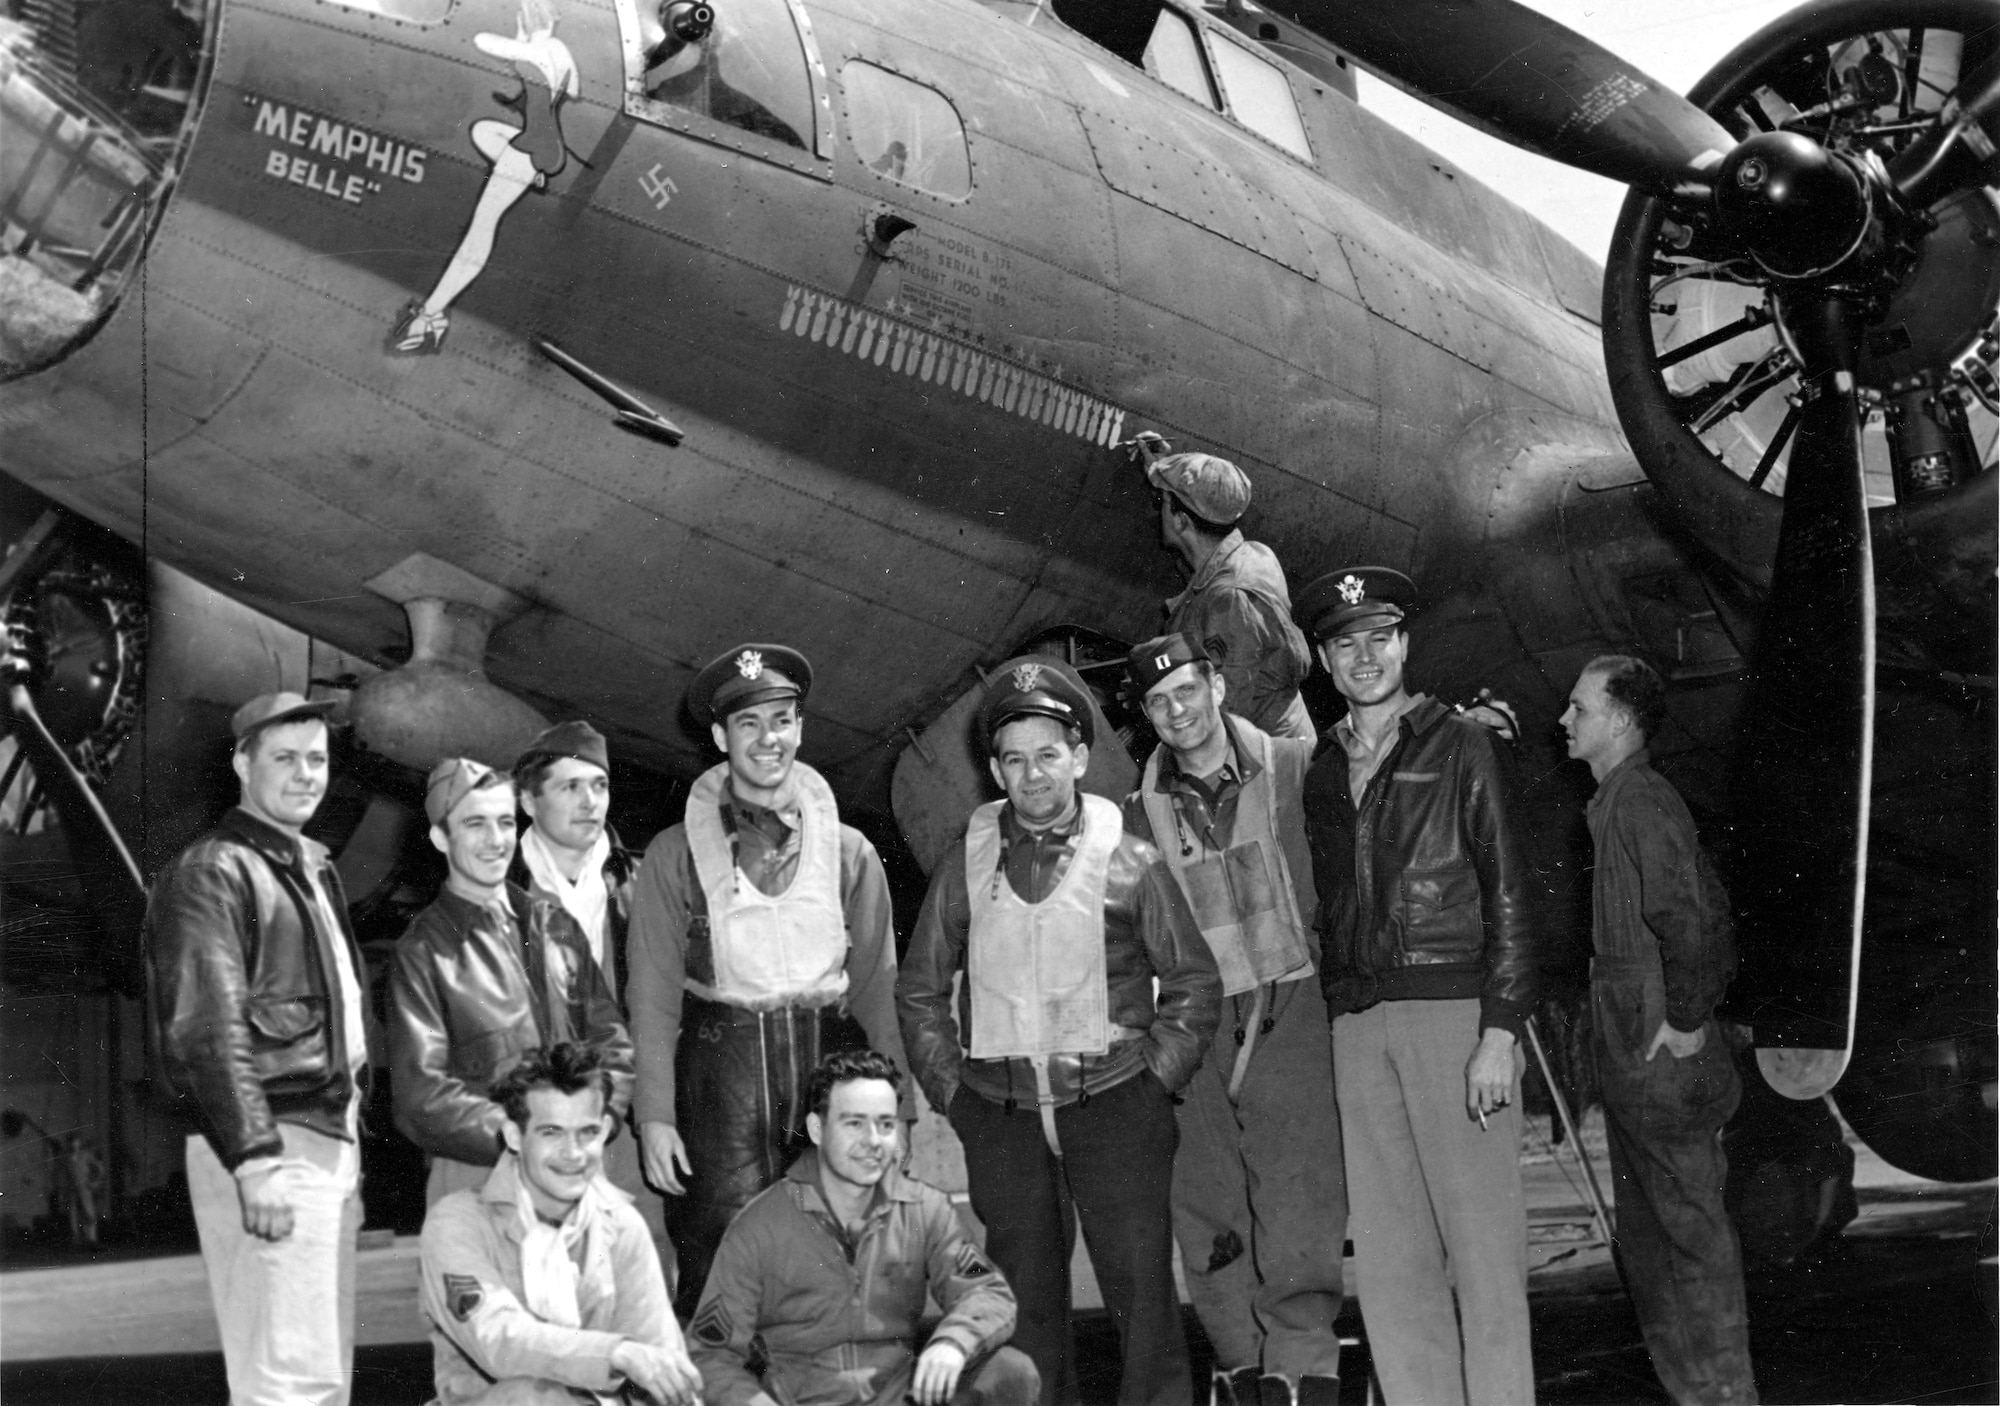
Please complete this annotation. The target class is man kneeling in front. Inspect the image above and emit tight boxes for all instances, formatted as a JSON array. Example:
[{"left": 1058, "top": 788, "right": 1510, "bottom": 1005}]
[
  {"left": 419, "top": 1041, "right": 701, "bottom": 1406},
  {"left": 689, "top": 1049, "right": 1039, "bottom": 1406}
]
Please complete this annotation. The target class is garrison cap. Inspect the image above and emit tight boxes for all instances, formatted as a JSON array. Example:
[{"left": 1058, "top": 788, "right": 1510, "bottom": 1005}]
[
  {"left": 979, "top": 656, "right": 1095, "bottom": 750},
  {"left": 514, "top": 720, "right": 609, "bottom": 777},
  {"left": 1295, "top": 566, "right": 1417, "bottom": 641},
  {"left": 1125, "top": 632, "right": 1210, "bottom": 697},
  {"left": 1146, "top": 452, "right": 1251, "bottom": 527},
  {"left": 688, "top": 643, "right": 813, "bottom": 726},
  {"left": 425, "top": 757, "right": 508, "bottom": 827},
  {"left": 231, "top": 690, "right": 336, "bottom": 743}
]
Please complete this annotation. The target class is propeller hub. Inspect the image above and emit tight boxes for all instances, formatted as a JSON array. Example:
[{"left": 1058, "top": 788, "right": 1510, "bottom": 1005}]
[{"left": 1715, "top": 131, "right": 1872, "bottom": 280}]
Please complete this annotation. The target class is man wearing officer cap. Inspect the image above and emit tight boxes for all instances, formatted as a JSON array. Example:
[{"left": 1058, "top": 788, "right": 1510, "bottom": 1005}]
[
  {"left": 390, "top": 757, "right": 635, "bottom": 1207},
  {"left": 1139, "top": 443, "right": 1316, "bottom": 742},
  {"left": 1120, "top": 633, "right": 1347, "bottom": 1406},
  {"left": 1295, "top": 568, "right": 1537, "bottom": 1406},
  {"left": 146, "top": 691, "right": 375, "bottom": 1404},
  {"left": 898, "top": 656, "right": 1220, "bottom": 1406},
  {"left": 508, "top": 719, "right": 671, "bottom": 1275},
  {"left": 626, "top": 643, "right": 912, "bottom": 1314}
]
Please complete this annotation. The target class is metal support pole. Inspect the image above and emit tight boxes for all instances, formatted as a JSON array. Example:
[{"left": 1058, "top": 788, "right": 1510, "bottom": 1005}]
[{"left": 1527, "top": 1015, "right": 1615, "bottom": 1250}]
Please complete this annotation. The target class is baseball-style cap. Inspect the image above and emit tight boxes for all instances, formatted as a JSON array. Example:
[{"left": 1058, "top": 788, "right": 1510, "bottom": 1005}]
[
  {"left": 687, "top": 644, "right": 813, "bottom": 726},
  {"left": 231, "top": 691, "right": 336, "bottom": 743},
  {"left": 1295, "top": 566, "right": 1418, "bottom": 642},
  {"left": 425, "top": 757, "right": 507, "bottom": 826},
  {"left": 979, "top": 656, "right": 1096, "bottom": 750},
  {"left": 1146, "top": 452, "right": 1252, "bottom": 527},
  {"left": 1125, "top": 632, "right": 1210, "bottom": 698},
  {"left": 514, "top": 720, "right": 609, "bottom": 776}
]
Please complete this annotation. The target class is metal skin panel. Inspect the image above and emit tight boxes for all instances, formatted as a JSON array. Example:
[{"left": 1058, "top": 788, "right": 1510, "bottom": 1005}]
[
  {"left": 1081, "top": 113, "right": 1314, "bottom": 278},
  {"left": 0, "top": 0, "right": 1624, "bottom": 796}
]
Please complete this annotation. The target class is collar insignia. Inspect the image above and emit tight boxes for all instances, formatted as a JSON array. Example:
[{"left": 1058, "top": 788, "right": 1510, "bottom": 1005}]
[
  {"left": 1337, "top": 574, "right": 1367, "bottom": 605},
  {"left": 1012, "top": 661, "right": 1045, "bottom": 693},
  {"left": 736, "top": 649, "right": 764, "bottom": 679}
]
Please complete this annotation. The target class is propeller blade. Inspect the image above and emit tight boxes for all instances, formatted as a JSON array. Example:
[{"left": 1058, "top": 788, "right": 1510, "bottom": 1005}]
[
  {"left": 1258, "top": 0, "right": 1737, "bottom": 195},
  {"left": 1731, "top": 304, "right": 1875, "bottom": 1100},
  {"left": 1, "top": 668, "right": 149, "bottom": 997}
]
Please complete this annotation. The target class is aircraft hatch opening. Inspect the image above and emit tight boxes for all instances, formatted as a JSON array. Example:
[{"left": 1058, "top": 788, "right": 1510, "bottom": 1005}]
[{"left": 0, "top": 0, "right": 215, "bottom": 380}]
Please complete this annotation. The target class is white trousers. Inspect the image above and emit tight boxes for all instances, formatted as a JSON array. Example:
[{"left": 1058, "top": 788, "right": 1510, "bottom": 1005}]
[{"left": 187, "top": 1125, "right": 361, "bottom": 1405}]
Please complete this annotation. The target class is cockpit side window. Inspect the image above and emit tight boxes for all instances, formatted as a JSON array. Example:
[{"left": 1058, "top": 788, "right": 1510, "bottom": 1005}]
[
  {"left": 841, "top": 63, "right": 971, "bottom": 201},
  {"left": 1143, "top": 9, "right": 1218, "bottom": 111},
  {"left": 1211, "top": 35, "right": 1311, "bottom": 160},
  {"left": 619, "top": 0, "right": 823, "bottom": 158}
]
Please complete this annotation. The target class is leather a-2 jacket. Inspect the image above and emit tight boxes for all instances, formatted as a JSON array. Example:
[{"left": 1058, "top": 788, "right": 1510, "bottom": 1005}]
[
  {"left": 390, "top": 883, "right": 634, "bottom": 1167},
  {"left": 897, "top": 804, "right": 1220, "bottom": 1114},
  {"left": 506, "top": 828, "right": 638, "bottom": 997},
  {"left": 1303, "top": 697, "right": 1536, "bottom": 1036},
  {"left": 146, "top": 807, "right": 374, "bottom": 1169}
]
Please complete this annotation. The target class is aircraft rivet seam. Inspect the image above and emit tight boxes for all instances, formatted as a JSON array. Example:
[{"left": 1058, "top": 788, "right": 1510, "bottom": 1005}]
[{"left": 777, "top": 284, "right": 1126, "bottom": 447}]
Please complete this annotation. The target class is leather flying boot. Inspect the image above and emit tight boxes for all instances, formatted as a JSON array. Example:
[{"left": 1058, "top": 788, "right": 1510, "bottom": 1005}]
[
  {"left": 1258, "top": 1375, "right": 1296, "bottom": 1406},
  {"left": 1294, "top": 1374, "right": 1342, "bottom": 1406},
  {"left": 1218, "top": 1366, "right": 1263, "bottom": 1406}
]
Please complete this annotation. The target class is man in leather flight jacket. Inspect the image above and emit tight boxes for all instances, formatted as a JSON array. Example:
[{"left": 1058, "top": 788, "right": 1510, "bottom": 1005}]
[
  {"left": 391, "top": 758, "right": 635, "bottom": 1209},
  {"left": 1297, "top": 569, "right": 1537, "bottom": 1406},
  {"left": 898, "top": 658, "right": 1219, "bottom": 1406},
  {"left": 147, "top": 691, "right": 375, "bottom": 1405}
]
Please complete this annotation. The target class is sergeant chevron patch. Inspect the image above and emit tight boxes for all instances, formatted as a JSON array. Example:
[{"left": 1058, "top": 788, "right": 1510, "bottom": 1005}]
[
  {"left": 777, "top": 285, "right": 1128, "bottom": 448},
  {"left": 444, "top": 1273, "right": 482, "bottom": 1322},
  {"left": 691, "top": 1299, "right": 733, "bottom": 1347},
  {"left": 954, "top": 1242, "right": 993, "bottom": 1277}
]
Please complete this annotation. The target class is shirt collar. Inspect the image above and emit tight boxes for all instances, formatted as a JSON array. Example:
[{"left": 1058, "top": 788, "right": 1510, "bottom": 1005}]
[
  {"left": 1153, "top": 715, "right": 1256, "bottom": 795},
  {"left": 785, "top": 1148, "right": 920, "bottom": 1212},
  {"left": 479, "top": 1152, "right": 582, "bottom": 1238},
  {"left": 722, "top": 783, "right": 801, "bottom": 843},
  {"left": 223, "top": 806, "right": 328, "bottom": 872},
  {"left": 1001, "top": 798, "right": 1083, "bottom": 846},
  {"left": 1589, "top": 746, "right": 1652, "bottom": 802},
  {"left": 1333, "top": 691, "right": 1428, "bottom": 757},
  {"left": 435, "top": 881, "right": 523, "bottom": 930}
]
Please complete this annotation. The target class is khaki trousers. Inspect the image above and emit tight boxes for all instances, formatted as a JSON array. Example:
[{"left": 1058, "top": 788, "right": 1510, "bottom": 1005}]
[
  {"left": 1332, "top": 999, "right": 1533, "bottom": 1406},
  {"left": 187, "top": 1126, "right": 361, "bottom": 1406}
]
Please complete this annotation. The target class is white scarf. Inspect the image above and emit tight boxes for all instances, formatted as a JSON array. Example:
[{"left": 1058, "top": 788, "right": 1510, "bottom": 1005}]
[
  {"left": 520, "top": 826, "right": 613, "bottom": 975},
  {"left": 501, "top": 1153, "right": 619, "bottom": 1333}
]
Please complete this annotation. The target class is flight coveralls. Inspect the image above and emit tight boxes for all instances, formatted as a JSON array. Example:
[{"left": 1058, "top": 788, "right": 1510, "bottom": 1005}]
[
  {"left": 418, "top": 1154, "right": 683, "bottom": 1406},
  {"left": 1122, "top": 714, "right": 1346, "bottom": 1397},
  {"left": 1587, "top": 749, "right": 1757, "bottom": 1406},
  {"left": 626, "top": 762, "right": 912, "bottom": 1313},
  {"left": 1165, "top": 530, "right": 1315, "bottom": 744},
  {"left": 689, "top": 1150, "right": 1038, "bottom": 1406},
  {"left": 899, "top": 795, "right": 1220, "bottom": 1406}
]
